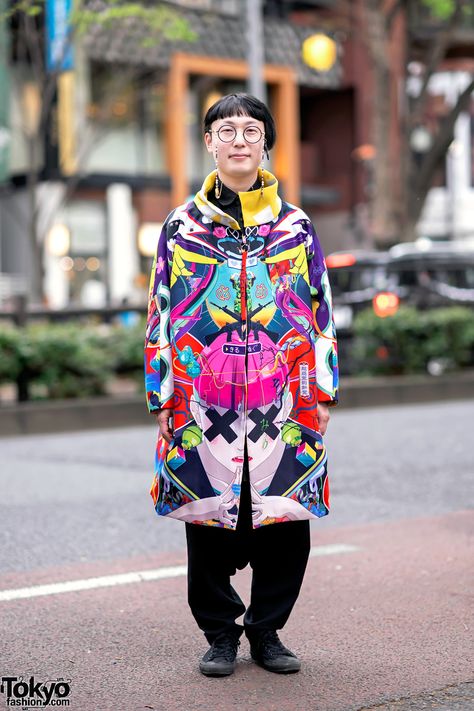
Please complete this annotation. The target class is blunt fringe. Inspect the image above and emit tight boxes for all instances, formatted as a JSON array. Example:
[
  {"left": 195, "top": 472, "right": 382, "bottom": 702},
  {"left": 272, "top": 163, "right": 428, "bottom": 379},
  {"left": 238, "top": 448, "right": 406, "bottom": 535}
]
[{"left": 203, "top": 93, "right": 276, "bottom": 150}]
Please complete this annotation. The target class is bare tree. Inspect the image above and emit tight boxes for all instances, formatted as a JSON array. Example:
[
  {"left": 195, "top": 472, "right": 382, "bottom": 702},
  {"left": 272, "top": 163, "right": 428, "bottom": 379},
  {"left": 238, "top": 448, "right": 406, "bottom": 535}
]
[
  {"left": 363, "top": 0, "right": 474, "bottom": 245},
  {"left": 313, "top": 0, "right": 473, "bottom": 245},
  {"left": 0, "top": 0, "right": 195, "bottom": 302}
]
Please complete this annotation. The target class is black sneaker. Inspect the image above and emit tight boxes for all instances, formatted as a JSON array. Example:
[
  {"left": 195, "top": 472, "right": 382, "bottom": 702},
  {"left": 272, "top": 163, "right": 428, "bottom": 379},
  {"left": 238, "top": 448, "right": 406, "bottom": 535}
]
[
  {"left": 199, "top": 633, "right": 240, "bottom": 677},
  {"left": 249, "top": 630, "right": 301, "bottom": 673}
]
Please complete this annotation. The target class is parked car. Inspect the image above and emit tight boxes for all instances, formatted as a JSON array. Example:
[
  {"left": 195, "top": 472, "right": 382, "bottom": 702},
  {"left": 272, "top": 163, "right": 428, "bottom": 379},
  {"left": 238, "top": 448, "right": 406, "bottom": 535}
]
[
  {"left": 326, "top": 239, "right": 474, "bottom": 374},
  {"left": 326, "top": 249, "right": 395, "bottom": 375},
  {"left": 386, "top": 239, "right": 474, "bottom": 309},
  {"left": 326, "top": 249, "right": 393, "bottom": 333}
]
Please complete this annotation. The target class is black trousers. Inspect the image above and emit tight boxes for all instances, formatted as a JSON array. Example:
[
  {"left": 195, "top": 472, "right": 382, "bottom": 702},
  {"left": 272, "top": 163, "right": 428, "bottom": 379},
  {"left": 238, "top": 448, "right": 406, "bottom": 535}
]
[{"left": 185, "top": 466, "right": 311, "bottom": 644}]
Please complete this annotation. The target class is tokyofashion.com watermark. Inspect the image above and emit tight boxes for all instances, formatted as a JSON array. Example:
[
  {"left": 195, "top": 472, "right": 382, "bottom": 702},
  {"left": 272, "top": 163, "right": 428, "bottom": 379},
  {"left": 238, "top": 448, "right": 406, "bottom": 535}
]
[{"left": 1, "top": 676, "right": 71, "bottom": 708}]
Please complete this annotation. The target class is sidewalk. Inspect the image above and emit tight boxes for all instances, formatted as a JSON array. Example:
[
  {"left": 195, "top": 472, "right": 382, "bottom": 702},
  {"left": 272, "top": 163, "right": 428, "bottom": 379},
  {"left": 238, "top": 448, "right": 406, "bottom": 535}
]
[
  {"left": 1, "top": 370, "right": 474, "bottom": 436},
  {"left": 1, "top": 511, "right": 472, "bottom": 710}
]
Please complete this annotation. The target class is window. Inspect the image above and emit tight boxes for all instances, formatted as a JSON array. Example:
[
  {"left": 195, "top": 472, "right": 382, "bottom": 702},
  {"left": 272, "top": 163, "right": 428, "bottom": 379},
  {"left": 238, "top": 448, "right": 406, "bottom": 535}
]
[
  {"left": 8, "top": 65, "right": 43, "bottom": 175},
  {"left": 59, "top": 200, "right": 108, "bottom": 306},
  {"left": 328, "top": 266, "right": 385, "bottom": 296},
  {"left": 84, "top": 63, "right": 167, "bottom": 176}
]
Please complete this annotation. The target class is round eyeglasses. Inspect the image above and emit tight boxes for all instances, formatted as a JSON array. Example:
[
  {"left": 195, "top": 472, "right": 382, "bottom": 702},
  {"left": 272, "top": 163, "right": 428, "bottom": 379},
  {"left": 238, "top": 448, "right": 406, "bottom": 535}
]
[{"left": 212, "top": 125, "right": 264, "bottom": 144}]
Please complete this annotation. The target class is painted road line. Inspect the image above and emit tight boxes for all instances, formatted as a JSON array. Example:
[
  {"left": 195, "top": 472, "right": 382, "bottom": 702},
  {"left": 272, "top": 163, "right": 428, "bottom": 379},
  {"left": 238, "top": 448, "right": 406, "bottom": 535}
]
[
  {"left": 310, "top": 543, "right": 359, "bottom": 557},
  {"left": 0, "top": 544, "right": 359, "bottom": 602},
  {"left": 0, "top": 565, "right": 188, "bottom": 602}
]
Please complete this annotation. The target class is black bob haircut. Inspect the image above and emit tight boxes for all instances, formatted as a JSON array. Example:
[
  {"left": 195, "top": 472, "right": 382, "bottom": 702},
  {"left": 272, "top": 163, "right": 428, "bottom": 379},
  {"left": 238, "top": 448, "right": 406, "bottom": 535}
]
[{"left": 203, "top": 93, "right": 276, "bottom": 151}]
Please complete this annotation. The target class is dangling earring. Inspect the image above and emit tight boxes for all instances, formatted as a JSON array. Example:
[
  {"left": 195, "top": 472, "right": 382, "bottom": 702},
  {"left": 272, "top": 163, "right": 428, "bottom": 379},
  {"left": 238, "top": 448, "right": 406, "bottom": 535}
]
[
  {"left": 214, "top": 151, "right": 222, "bottom": 199},
  {"left": 260, "top": 157, "right": 265, "bottom": 197}
]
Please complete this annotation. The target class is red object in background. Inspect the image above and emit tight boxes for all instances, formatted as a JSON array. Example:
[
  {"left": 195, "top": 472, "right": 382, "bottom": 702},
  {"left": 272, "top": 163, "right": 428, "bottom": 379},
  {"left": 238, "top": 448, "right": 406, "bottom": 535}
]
[
  {"left": 376, "top": 345, "right": 390, "bottom": 360},
  {"left": 372, "top": 292, "right": 400, "bottom": 318},
  {"left": 326, "top": 253, "right": 357, "bottom": 269}
]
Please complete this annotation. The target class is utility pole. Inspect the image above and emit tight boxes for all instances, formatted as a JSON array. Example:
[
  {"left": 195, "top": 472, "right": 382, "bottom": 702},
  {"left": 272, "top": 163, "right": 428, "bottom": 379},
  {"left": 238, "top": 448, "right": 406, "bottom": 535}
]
[
  {"left": 0, "top": 0, "right": 10, "bottom": 183},
  {"left": 246, "top": 0, "right": 266, "bottom": 103}
]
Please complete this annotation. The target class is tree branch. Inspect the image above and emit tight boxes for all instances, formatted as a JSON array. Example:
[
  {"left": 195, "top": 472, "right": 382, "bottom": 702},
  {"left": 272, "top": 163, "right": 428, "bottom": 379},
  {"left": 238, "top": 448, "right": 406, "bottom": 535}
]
[
  {"left": 412, "top": 76, "right": 474, "bottom": 205},
  {"left": 409, "top": 0, "right": 465, "bottom": 127},
  {"left": 22, "top": 10, "right": 45, "bottom": 87},
  {"left": 385, "top": 0, "right": 406, "bottom": 33},
  {"left": 37, "top": 66, "right": 152, "bottom": 243}
]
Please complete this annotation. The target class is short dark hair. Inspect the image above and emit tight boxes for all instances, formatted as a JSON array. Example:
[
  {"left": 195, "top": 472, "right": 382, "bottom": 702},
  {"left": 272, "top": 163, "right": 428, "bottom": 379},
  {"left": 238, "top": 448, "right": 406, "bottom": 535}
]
[{"left": 203, "top": 93, "right": 276, "bottom": 151}]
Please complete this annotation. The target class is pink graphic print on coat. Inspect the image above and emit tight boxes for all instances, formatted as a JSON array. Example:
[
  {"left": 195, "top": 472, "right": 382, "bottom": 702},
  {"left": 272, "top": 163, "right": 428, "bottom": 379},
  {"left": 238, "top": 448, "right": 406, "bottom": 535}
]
[{"left": 145, "top": 175, "right": 338, "bottom": 530}]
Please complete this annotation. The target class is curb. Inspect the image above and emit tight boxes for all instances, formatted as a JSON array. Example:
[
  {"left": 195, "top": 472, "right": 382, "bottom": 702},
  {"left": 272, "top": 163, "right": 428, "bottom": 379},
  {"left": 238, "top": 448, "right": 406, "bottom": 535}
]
[
  {"left": 0, "top": 395, "right": 152, "bottom": 437},
  {"left": 339, "top": 370, "right": 474, "bottom": 409},
  {"left": 1, "top": 371, "right": 474, "bottom": 437}
]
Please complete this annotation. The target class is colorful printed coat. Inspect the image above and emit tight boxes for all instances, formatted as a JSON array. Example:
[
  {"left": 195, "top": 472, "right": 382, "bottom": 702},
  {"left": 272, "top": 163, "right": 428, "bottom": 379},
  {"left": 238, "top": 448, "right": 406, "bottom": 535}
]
[{"left": 145, "top": 169, "right": 338, "bottom": 529}]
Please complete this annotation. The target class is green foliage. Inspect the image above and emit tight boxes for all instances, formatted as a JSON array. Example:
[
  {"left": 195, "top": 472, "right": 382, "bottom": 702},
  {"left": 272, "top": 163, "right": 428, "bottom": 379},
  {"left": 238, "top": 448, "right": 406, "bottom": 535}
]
[
  {"left": 26, "top": 4, "right": 42, "bottom": 16},
  {"left": 423, "top": 307, "right": 474, "bottom": 367},
  {"left": 352, "top": 306, "right": 474, "bottom": 375},
  {"left": 0, "top": 326, "right": 21, "bottom": 383},
  {"left": 0, "top": 319, "right": 148, "bottom": 399},
  {"left": 1, "top": 0, "right": 197, "bottom": 46},
  {"left": 0, "top": 1, "right": 45, "bottom": 22},
  {"left": 102, "top": 319, "right": 146, "bottom": 375},
  {"left": 2, "top": 308, "right": 474, "bottom": 399},
  {"left": 421, "top": 0, "right": 473, "bottom": 22},
  {"left": 421, "top": 0, "right": 456, "bottom": 20},
  {"left": 24, "top": 322, "right": 111, "bottom": 398},
  {"left": 72, "top": 3, "right": 197, "bottom": 42}
]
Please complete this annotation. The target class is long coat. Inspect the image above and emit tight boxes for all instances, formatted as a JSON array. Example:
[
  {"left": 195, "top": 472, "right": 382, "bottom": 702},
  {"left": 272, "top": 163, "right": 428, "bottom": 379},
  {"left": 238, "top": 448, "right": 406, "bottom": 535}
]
[{"left": 145, "top": 169, "right": 338, "bottom": 529}]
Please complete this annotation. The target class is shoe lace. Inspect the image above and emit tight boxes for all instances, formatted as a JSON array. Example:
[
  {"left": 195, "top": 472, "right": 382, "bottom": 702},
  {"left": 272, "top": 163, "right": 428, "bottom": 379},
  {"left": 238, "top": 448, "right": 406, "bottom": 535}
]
[
  {"left": 209, "top": 635, "right": 240, "bottom": 662},
  {"left": 258, "top": 630, "right": 288, "bottom": 659}
]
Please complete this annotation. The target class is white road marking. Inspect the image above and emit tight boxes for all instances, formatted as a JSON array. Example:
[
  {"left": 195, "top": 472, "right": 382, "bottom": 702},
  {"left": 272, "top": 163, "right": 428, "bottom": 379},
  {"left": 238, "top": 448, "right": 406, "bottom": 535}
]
[
  {"left": 0, "top": 544, "right": 359, "bottom": 602},
  {"left": 309, "top": 543, "right": 359, "bottom": 557},
  {"left": 0, "top": 566, "right": 188, "bottom": 602}
]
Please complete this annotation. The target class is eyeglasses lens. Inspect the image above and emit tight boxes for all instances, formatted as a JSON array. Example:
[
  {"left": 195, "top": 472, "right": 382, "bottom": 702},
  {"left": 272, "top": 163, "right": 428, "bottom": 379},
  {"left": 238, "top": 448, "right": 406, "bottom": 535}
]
[{"left": 216, "top": 126, "right": 263, "bottom": 143}]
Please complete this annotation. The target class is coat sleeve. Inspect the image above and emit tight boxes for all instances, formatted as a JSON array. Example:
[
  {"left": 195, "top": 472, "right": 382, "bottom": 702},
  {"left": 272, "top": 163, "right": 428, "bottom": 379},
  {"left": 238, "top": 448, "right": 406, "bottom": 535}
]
[
  {"left": 144, "top": 221, "right": 175, "bottom": 414},
  {"left": 305, "top": 221, "right": 339, "bottom": 405}
]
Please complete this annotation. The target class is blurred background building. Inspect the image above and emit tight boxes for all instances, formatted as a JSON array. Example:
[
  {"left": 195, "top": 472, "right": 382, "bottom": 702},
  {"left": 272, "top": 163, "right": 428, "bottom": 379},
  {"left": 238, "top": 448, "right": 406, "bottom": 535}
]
[{"left": 0, "top": 0, "right": 473, "bottom": 309}]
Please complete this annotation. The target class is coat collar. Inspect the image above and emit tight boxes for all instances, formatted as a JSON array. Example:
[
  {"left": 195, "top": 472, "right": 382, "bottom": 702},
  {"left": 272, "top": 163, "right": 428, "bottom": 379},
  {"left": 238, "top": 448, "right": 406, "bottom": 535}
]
[
  {"left": 194, "top": 169, "right": 282, "bottom": 229},
  {"left": 211, "top": 176, "right": 261, "bottom": 208}
]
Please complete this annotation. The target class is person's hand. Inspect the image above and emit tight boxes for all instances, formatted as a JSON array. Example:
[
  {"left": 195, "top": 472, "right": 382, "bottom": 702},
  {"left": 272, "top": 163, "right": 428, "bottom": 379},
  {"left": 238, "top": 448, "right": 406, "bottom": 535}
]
[
  {"left": 317, "top": 402, "right": 331, "bottom": 436},
  {"left": 155, "top": 408, "right": 174, "bottom": 443}
]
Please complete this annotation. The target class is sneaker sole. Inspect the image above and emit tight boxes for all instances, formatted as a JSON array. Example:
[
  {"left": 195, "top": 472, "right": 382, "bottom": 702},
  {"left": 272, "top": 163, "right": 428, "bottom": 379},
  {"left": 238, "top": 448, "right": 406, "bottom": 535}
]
[
  {"left": 199, "top": 663, "right": 235, "bottom": 677},
  {"left": 251, "top": 655, "right": 301, "bottom": 674}
]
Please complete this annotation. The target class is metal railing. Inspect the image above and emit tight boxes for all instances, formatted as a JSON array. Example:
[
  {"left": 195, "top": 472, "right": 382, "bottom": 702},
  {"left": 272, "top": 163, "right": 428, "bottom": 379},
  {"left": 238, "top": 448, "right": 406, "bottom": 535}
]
[{"left": 0, "top": 295, "right": 146, "bottom": 327}]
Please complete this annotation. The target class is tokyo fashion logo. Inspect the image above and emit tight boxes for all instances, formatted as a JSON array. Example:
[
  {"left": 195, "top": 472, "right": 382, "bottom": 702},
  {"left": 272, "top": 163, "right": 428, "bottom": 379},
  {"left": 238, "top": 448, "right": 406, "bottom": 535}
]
[{"left": 0, "top": 676, "right": 71, "bottom": 707}]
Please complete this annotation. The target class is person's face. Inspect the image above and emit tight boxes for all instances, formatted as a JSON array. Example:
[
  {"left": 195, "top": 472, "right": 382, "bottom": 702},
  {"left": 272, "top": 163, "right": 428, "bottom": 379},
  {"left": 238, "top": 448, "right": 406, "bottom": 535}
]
[
  {"left": 190, "top": 400, "right": 241, "bottom": 475},
  {"left": 189, "top": 389, "right": 293, "bottom": 475},
  {"left": 204, "top": 114, "right": 265, "bottom": 183}
]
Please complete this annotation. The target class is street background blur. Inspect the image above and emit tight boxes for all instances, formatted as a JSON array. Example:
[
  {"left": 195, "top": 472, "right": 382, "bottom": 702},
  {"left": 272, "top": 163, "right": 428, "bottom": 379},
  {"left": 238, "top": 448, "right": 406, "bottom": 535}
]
[
  {"left": 0, "top": 3, "right": 473, "bottom": 710},
  {"left": 0, "top": 0, "right": 473, "bottom": 405}
]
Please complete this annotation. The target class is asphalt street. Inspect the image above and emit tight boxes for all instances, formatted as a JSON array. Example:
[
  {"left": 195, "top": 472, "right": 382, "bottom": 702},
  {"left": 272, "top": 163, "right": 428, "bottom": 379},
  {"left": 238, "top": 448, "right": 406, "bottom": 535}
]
[{"left": 0, "top": 400, "right": 473, "bottom": 710}]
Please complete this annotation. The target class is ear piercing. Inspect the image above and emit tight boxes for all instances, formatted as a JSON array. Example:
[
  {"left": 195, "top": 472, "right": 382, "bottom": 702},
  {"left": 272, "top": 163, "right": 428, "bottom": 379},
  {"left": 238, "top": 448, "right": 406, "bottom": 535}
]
[{"left": 214, "top": 150, "right": 222, "bottom": 199}]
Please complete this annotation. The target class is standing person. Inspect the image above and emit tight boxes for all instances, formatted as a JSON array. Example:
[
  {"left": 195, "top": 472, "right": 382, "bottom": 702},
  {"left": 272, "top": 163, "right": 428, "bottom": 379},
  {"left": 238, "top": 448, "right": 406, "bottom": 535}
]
[{"left": 145, "top": 93, "right": 338, "bottom": 677}]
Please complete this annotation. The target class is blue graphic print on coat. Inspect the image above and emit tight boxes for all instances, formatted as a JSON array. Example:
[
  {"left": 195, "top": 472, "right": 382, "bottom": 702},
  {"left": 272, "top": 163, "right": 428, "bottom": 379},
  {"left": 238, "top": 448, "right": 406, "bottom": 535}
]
[{"left": 145, "top": 169, "right": 338, "bottom": 530}]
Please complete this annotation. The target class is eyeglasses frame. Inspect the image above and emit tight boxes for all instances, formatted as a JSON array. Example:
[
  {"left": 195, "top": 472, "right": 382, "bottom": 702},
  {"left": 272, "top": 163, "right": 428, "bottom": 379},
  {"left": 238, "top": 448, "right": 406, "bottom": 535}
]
[{"left": 210, "top": 125, "right": 265, "bottom": 144}]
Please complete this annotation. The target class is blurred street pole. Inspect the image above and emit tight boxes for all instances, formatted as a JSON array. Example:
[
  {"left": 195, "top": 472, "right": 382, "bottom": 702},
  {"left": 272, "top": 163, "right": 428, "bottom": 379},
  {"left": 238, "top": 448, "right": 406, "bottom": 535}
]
[
  {"left": 0, "top": 0, "right": 10, "bottom": 183},
  {"left": 246, "top": 0, "right": 266, "bottom": 103}
]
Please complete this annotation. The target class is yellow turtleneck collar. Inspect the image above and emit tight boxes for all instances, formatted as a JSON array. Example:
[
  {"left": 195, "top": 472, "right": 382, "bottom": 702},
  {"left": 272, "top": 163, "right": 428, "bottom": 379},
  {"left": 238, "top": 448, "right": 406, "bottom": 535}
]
[{"left": 194, "top": 169, "right": 282, "bottom": 229}]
